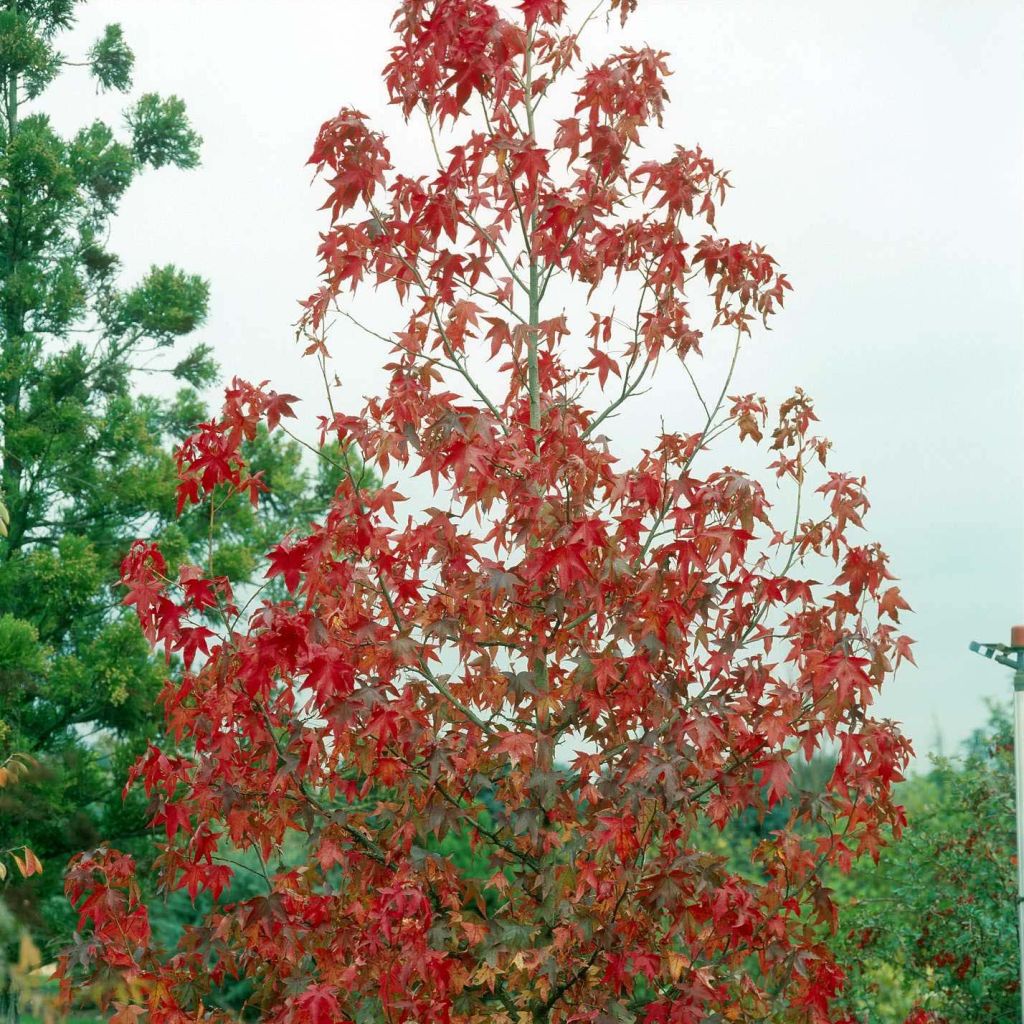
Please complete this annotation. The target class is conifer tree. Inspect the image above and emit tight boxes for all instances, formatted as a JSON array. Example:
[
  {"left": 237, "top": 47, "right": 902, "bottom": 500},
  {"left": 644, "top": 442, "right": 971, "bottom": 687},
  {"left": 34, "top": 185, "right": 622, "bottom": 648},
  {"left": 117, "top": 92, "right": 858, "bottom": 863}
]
[{"left": 0, "top": 0, "right": 363, "bottom": 950}]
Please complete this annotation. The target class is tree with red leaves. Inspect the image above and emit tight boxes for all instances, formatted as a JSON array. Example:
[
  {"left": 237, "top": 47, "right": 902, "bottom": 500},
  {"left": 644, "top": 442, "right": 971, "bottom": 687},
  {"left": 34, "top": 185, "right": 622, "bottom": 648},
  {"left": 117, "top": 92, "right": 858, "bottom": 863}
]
[{"left": 62, "top": 3, "right": 915, "bottom": 1023}]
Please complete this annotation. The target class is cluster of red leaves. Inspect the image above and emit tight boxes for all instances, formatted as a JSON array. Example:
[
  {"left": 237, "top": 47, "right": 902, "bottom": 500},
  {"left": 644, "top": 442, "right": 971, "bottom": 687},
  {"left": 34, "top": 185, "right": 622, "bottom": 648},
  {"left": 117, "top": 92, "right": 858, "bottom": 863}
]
[
  {"left": 62, "top": 3, "right": 914, "bottom": 1023},
  {"left": 901, "top": 1011, "right": 947, "bottom": 1024}
]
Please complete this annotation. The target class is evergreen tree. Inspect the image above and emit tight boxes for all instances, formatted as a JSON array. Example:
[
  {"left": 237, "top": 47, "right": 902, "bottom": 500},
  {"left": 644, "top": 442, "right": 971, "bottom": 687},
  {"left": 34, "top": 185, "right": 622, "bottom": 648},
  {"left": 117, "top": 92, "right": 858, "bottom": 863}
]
[{"left": 0, "top": 0, "right": 362, "bottom": 953}]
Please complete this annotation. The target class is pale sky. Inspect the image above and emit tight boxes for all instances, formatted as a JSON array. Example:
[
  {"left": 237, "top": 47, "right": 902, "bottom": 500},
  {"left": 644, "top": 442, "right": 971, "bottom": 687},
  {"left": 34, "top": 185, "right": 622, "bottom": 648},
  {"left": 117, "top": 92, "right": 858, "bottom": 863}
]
[{"left": 51, "top": 0, "right": 1024, "bottom": 759}]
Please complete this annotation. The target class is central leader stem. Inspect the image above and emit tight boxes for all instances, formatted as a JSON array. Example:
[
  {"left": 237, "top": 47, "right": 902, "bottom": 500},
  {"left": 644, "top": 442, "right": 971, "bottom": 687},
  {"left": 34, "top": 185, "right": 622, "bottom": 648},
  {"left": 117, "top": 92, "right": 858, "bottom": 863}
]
[
  {"left": 528, "top": 256, "right": 540, "bottom": 432},
  {"left": 524, "top": 31, "right": 541, "bottom": 435}
]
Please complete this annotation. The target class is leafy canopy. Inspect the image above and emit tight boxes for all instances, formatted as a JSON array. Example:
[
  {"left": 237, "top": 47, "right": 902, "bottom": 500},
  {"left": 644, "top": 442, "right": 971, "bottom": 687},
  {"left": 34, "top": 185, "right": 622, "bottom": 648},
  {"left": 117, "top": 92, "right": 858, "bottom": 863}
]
[
  {"left": 834, "top": 705, "right": 1017, "bottom": 1024},
  {"left": 64, "top": 3, "right": 913, "bottom": 1023}
]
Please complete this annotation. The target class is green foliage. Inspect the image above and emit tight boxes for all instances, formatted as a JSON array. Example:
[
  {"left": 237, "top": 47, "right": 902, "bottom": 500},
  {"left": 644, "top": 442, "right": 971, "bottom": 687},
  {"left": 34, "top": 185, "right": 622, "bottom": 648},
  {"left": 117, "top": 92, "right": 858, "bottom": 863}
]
[
  {"left": 114, "top": 265, "right": 209, "bottom": 343},
  {"left": 0, "top": 0, "right": 375, "bottom": 966},
  {"left": 126, "top": 94, "right": 200, "bottom": 171},
  {"left": 68, "top": 121, "right": 134, "bottom": 214},
  {"left": 834, "top": 704, "right": 1017, "bottom": 1023},
  {"left": 0, "top": 11, "right": 60, "bottom": 101},
  {"left": 87, "top": 23, "right": 133, "bottom": 93}
]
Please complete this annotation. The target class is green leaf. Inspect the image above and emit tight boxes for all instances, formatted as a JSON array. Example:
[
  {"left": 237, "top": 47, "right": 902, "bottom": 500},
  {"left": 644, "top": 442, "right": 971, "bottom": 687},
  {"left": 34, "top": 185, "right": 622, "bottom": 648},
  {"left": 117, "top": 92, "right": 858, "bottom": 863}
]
[
  {"left": 88, "top": 23, "right": 134, "bottom": 92},
  {"left": 126, "top": 93, "right": 201, "bottom": 170}
]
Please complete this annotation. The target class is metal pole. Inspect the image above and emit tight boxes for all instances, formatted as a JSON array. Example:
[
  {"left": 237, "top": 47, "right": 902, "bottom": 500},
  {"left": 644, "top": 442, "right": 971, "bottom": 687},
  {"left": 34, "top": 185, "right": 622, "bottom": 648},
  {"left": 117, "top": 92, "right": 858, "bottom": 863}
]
[{"left": 1011, "top": 664, "right": 1024, "bottom": 1024}]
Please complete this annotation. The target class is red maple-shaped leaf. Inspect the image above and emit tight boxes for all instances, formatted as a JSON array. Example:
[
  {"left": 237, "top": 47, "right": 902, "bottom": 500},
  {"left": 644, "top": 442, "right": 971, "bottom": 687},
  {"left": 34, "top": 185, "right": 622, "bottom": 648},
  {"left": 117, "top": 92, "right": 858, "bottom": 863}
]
[
  {"left": 265, "top": 541, "right": 305, "bottom": 591},
  {"left": 264, "top": 389, "right": 299, "bottom": 432}
]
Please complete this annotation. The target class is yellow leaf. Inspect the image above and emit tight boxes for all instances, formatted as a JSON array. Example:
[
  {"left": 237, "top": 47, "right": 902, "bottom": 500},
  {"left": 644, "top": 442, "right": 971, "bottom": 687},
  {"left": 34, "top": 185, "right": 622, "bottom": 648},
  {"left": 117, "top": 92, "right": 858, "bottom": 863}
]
[
  {"left": 472, "top": 964, "right": 497, "bottom": 991},
  {"left": 12, "top": 848, "right": 41, "bottom": 879},
  {"left": 666, "top": 950, "right": 690, "bottom": 983},
  {"left": 24, "top": 848, "right": 42, "bottom": 877}
]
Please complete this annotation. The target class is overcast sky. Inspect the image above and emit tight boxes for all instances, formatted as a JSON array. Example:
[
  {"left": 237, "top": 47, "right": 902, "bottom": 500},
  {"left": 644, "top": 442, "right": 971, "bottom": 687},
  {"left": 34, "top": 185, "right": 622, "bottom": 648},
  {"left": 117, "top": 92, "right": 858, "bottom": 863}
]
[{"left": 51, "top": 0, "right": 1023, "bottom": 759}]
